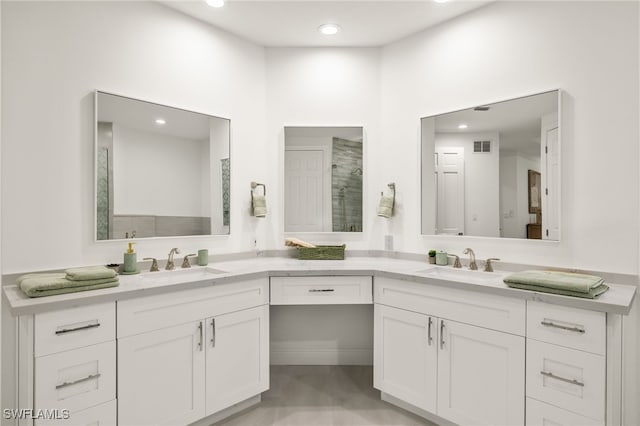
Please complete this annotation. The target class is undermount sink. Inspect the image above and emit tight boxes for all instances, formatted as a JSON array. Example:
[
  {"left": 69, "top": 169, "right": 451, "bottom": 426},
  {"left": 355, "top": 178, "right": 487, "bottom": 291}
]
[
  {"left": 140, "top": 267, "right": 228, "bottom": 284},
  {"left": 415, "top": 267, "right": 503, "bottom": 284}
]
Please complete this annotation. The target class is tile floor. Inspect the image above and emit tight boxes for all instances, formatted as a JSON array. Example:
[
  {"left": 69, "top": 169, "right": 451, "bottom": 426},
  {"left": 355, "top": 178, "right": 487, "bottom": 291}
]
[{"left": 213, "top": 365, "right": 437, "bottom": 426}]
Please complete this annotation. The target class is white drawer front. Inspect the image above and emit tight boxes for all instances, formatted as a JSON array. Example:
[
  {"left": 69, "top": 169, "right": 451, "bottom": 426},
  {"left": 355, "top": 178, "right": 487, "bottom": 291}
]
[
  {"left": 526, "top": 340, "right": 605, "bottom": 421},
  {"left": 270, "top": 276, "right": 372, "bottom": 305},
  {"left": 35, "top": 303, "right": 115, "bottom": 357},
  {"left": 35, "top": 399, "right": 116, "bottom": 426},
  {"left": 118, "top": 278, "right": 269, "bottom": 337},
  {"left": 527, "top": 301, "right": 606, "bottom": 355},
  {"left": 526, "top": 398, "right": 603, "bottom": 426},
  {"left": 35, "top": 341, "right": 116, "bottom": 413},
  {"left": 374, "top": 277, "right": 526, "bottom": 335}
]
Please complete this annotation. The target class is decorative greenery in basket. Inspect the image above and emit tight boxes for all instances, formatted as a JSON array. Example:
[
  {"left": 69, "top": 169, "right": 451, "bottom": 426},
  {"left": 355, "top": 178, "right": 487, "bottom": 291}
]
[{"left": 298, "top": 244, "right": 346, "bottom": 260}]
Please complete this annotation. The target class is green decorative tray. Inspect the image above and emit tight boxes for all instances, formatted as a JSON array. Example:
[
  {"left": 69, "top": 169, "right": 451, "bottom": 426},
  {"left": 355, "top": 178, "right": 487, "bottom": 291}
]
[{"left": 298, "top": 244, "right": 346, "bottom": 260}]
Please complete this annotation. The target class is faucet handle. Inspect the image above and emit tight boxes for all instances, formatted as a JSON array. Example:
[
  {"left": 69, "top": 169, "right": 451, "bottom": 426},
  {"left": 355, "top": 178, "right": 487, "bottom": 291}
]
[
  {"left": 181, "top": 254, "right": 197, "bottom": 269},
  {"left": 143, "top": 257, "right": 159, "bottom": 272},
  {"left": 484, "top": 258, "right": 500, "bottom": 272},
  {"left": 448, "top": 254, "right": 462, "bottom": 268}
]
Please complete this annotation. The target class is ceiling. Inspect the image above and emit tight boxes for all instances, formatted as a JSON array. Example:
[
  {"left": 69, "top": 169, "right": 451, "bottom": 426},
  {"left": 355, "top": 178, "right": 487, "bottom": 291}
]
[{"left": 163, "top": 0, "right": 491, "bottom": 47}]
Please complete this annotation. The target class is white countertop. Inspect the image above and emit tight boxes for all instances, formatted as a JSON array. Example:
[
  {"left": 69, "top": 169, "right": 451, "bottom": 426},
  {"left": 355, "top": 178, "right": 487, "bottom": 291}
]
[{"left": 3, "top": 256, "right": 636, "bottom": 316}]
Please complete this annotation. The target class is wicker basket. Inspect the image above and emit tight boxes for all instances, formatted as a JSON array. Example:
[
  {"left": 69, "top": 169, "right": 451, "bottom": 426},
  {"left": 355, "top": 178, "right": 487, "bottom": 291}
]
[{"left": 298, "top": 244, "right": 346, "bottom": 260}]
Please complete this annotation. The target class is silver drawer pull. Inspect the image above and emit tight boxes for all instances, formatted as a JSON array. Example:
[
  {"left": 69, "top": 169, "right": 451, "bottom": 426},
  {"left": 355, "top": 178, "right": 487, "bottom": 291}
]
[
  {"left": 55, "top": 323, "right": 101, "bottom": 335},
  {"left": 541, "top": 320, "right": 585, "bottom": 333},
  {"left": 308, "top": 289, "right": 335, "bottom": 293},
  {"left": 540, "top": 371, "right": 584, "bottom": 387},
  {"left": 55, "top": 373, "right": 101, "bottom": 390}
]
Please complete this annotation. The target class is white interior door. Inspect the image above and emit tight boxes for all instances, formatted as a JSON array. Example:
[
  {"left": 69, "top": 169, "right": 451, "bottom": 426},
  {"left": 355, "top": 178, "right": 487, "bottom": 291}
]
[
  {"left": 285, "top": 149, "right": 326, "bottom": 232},
  {"left": 373, "top": 304, "right": 437, "bottom": 413},
  {"left": 435, "top": 147, "right": 465, "bottom": 235},
  {"left": 437, "top": 319, "right": 525, "bottom": 426},
  {"left": 541, "top": 113, "right": 560, "bottom": 240},
  {"left": 205, "top": 305, "right": 270, "bottom": 416}
]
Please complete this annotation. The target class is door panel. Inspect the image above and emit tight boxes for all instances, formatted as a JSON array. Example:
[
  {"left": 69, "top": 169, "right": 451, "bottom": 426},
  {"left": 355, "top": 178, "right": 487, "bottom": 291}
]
[
  {"left": 206, "top": 305, "right": 270, "bottom": 416},
  {"left": 435, "top": 147, "right": 464, "bottom": 235},
  {"left": 285, "top": 149, "right": 325, "bottom": 232},
  {"left": 373, "top": 304, "right": 437, "bottom": 413}
]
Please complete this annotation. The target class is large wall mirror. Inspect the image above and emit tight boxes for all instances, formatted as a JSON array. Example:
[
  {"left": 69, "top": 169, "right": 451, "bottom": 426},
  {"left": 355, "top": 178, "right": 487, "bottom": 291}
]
[
  {"left": 95, "top": 91, "right": 230, "bottom": 240},
  {"left": 284, "top": 126, "right": 363, "bottom": 232},
  {"left": 421, "top": 90, "right": 560, "bottom": 240}
]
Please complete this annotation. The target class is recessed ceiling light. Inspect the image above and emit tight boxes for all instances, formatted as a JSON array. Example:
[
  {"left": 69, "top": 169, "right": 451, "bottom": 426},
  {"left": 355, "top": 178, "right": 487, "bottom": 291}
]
[
  {"left": 458, "top": 124, "right": 468, "bottom": 129},
  {"left": 155, "top": 118, "right": 166, "bottom": 125},
  {"left": 318, "top": 23, "right": 341, "bottom": 36},
  {"left": 205, "top": 0, "right": 224, "bottom": 8}
]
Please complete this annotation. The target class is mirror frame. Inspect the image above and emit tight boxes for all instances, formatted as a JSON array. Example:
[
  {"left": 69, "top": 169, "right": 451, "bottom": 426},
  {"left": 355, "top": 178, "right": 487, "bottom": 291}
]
[
  {"left": 93, "top": 90, "right": 231, "bottom": 242},
  {"left": 419, "top": 89, "right": 562, "bottom": 241}
]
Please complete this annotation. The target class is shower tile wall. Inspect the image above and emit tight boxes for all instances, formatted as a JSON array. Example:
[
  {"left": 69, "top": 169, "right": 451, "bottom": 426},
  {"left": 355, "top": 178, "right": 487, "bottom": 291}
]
[{"left": 332, "top": 137, "right": 363, "bottom": 232}]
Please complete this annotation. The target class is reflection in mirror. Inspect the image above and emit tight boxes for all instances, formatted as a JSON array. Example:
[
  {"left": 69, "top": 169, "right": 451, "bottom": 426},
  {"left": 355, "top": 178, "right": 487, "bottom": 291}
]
[
  {"left": 421, "top": 90, "right": 560, "bottom": 240},
  {"left": 95, "top": 91, "right": 230, "bottom": 240},
  {"left": 284, "top": 127, "right": 363, "bottom": 232}
]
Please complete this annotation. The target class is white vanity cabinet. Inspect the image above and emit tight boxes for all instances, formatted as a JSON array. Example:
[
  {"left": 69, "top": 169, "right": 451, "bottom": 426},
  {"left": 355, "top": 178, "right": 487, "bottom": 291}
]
[
  {"left": 16, "top": 302, "right": 117, "bottom": 426},
  {"left": 525, "top": 301, "right": 607, "bottom": 426},
  {"left": 373, "top": 277, "right": 526, "bottom": 426},
  {"left": 116, "top": 278, "right": 270, "bottom": 426}
]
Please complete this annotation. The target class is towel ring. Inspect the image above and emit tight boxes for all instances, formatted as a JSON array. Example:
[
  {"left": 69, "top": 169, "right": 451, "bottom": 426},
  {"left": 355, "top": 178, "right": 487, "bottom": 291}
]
[{"left": 251, "top": 181, "right": 266, "bottom": 197}]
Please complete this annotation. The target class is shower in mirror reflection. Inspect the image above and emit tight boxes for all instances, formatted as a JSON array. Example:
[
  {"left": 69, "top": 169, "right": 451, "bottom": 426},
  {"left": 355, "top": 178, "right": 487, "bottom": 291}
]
[
  {"left": 420, "top": 90, "right": 560, "bottom": 241},
  {"left": 284, "top": 126, "right": 363, "bottom": 233}
]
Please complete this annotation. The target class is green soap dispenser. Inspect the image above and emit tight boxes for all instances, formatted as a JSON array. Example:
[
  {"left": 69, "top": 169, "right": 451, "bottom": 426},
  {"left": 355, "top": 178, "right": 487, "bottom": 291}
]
[{"left": 123, "top": 242, "right": 137, "bottom": 273}]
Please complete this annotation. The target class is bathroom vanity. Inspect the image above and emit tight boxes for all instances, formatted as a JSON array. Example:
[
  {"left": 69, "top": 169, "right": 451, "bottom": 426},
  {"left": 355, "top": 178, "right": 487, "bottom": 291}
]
[{"left": 3, "top": 256, "right": 635, "bottom": 426}]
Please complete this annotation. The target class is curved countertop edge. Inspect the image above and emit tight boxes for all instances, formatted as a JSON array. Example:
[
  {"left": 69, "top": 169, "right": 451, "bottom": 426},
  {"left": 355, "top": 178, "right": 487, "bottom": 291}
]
[{"left": 3, "top": 257, "right": 637, "bottom": 316}]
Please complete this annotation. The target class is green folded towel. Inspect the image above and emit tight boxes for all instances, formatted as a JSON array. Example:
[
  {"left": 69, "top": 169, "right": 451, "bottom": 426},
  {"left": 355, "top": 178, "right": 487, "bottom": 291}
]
[
  {"left": 503, "top": 270, "right": 604, "bottom": 294},
  {"left": 65, "top": 266, "right": 117, "bottom": 281},
  {"left": 17, "top": 273, "right": 119, "bottom": 298},
  {"left": 504, "top": 282, "right": 609, "bottom": 299}
]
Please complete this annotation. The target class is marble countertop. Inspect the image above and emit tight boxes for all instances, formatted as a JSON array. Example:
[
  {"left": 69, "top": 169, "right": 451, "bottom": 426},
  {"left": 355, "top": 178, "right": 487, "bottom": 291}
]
[{"left": 3, "top": 256, "right": 637, "bottom": 316}]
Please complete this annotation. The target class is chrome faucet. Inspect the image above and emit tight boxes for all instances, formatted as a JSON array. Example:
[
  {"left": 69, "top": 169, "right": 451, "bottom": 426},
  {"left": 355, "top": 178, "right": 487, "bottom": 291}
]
[
  {"left": 165, "top": 248, "right": 180, "bottom": 270},
  {"left": 484, "top": 258, "right": 500, "bottom": 272},
  {"left": 463, "top": 248, "right": 477, "bottom": 270}
]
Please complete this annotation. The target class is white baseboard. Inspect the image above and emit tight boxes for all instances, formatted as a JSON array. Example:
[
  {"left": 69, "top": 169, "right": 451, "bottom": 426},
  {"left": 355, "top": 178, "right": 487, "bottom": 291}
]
[
  {"left": 270, "top": 347, "right": 373, "bottom": 365},
  {"left": 189, "top": 395, "right": 261, "bottom": 426}
]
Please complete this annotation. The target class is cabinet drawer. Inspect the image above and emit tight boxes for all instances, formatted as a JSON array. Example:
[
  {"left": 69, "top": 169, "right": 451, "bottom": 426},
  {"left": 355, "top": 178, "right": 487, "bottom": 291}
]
[
  {"left": 526, "top": 340, "right": 604, "bottom": 421},
  {"left": 374, "top": 277, "right": 525, "bottom": 335},
  {"left": 270, "top": 276, "right": 372, "bottom": 305},
  {"left": 526, "top": 398, "right": 603, "bottom": 426},
  {"left": 118, "top": 278, "right": 269, "bottom": 337},
  {"left": 527, "top": 301, "right": 605, "bottom": 355},
  {"left": 35, "top": 341, "right": 116, "bottom": 413},
  {"left": 35, "top": 303, "right": 115, "bottom": 356},
  {"left": 35, "top": 399, "right": 116, "bottom": 426}
]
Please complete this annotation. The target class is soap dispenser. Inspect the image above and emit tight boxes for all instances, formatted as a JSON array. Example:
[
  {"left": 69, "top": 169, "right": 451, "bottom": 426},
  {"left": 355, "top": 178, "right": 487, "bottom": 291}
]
[{"left": 123, "top": 242, "right": 137, "bottom": 273}]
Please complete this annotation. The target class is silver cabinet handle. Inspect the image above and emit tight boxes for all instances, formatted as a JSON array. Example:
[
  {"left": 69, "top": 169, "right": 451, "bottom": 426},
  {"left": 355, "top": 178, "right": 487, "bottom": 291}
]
[
  {"left": 541, "top": 320, "right": 585, "bottom": 333},
  {"left": 56, "top": 373, "right": 101, "bottom": 390},
  {"left": 211, "top": 318, "right": 216, "bottom": 347},
  {"left": 198, "top": 321, "right": 204, "bottom": 351},
  {"left": 427, "top": 317, "right": 433, "bottom": 346},
  {"left": 55, "top": 323, "right": 100, "bottom": 335},
  {"left": 440, "top": 320, "right": 445, "bottom": 349},
  {"left": 540, "top": 370, "right": 584, "bottom": 387},
  {"left": 309, "top": 289, "right": 335, "bottom": 293}
]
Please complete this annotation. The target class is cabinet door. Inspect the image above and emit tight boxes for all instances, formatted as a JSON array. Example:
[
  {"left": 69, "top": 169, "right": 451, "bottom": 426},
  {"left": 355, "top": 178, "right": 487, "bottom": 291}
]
[
  {"left": 118, "top": 321, "right": 206, "bottom": 426},
  {"left": 205, "top": 305, "right": 270, "bottom": 416},
  {"left": 437, "top": 319, "right": 525, "bottom": 426},
  {"left": 373, "top": 304, "right": 437, "bottom": 413}
]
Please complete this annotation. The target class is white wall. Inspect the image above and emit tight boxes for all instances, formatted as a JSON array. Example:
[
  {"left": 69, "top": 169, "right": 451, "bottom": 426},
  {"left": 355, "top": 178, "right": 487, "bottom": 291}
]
[
  {"left": 113, "top": 125, "right": 208, "bottom": 217},
  {"left": 435, "top": 132, "right": 500, "bottom": 237},
  {"left": 380, "top": 1, "right": 639, "bottom": 274},
  {"left": 265, "top": 47, "right": 380, "bottom": 249},
  {"left": 500, "top": 152, "right": 540, "bottom": 239},
  {"left": 1, "top": 1, "right": 267, "bottom": 273}
]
